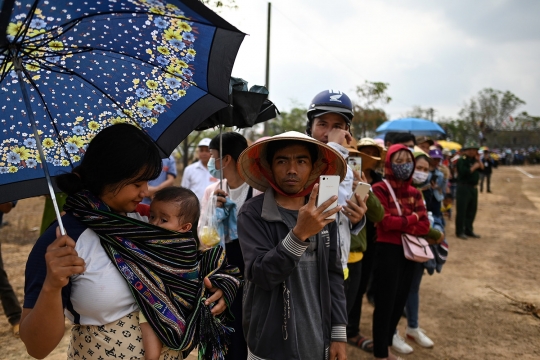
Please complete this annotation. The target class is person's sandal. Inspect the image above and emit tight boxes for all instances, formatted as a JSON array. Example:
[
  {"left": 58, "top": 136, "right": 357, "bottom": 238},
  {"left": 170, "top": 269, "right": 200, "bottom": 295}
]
[
  {"left": 347, "top": 335, "right": 374, "bottom": 353},
  {"left": 12, "top": 324, "right": 20, "bottom": 338}
]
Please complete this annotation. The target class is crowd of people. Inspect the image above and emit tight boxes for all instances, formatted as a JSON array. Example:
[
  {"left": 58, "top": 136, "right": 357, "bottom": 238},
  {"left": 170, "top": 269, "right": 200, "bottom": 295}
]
[
  {"left": 493, "top": 147, "right": 540, "bottom": 166},
  {"left": 0, "top": 89, "right": 501, "bottom": 360}
]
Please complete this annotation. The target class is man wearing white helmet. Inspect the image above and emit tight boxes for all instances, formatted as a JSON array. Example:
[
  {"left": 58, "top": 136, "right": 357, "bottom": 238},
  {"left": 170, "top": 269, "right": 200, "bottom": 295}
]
[{"left": 306, "top": 90, "right": 368, "bottom": 279}]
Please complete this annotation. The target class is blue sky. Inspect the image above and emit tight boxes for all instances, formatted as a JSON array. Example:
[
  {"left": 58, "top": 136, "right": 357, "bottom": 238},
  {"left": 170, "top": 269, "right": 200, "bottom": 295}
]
[{"left": 218, "top": 0, "right": 540, "bottom": 121}]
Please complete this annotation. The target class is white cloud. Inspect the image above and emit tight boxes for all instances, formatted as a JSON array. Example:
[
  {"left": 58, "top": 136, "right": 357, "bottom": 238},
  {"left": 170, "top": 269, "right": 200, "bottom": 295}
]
[{"left": 218, "top": 0, "right": 540, "bottom": 122}]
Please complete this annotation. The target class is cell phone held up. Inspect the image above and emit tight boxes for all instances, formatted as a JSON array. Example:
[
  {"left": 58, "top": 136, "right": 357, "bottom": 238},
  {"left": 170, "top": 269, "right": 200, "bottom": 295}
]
[
  {"left": 349, "top": 182, "right": 371, "bottom": 206},
  {"left": 317, "top": 175, "right": 340, "bottom": 220},
  {"left": 347, "top": 156, "right": 362, "bottom": 173}
]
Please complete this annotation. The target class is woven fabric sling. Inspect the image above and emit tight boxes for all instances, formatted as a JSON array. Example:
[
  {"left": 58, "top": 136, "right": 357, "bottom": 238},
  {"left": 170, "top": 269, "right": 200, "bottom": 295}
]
[{"left": 64, "top": 191, "right": 242, "bottom": 359}]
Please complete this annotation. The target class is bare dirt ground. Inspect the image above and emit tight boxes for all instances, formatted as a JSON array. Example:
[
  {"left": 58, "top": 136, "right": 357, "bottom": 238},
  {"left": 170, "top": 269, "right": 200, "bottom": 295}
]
[{"left": 1, "top": 166, "right": 539, "bottom": 359}]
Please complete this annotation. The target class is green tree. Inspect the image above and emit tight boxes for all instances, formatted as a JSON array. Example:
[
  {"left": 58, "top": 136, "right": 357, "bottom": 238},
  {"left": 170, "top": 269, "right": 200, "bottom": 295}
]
[
  {"left": 352, "top": 81, "right": 391, "bottom": 138},
  {"left": 266, "top": 107, "right": 307, "bottom": 136},
  {"left": 439, "top": 118, "right": 475, "bottom": 145},
  {"left": 514, "top": 111, "right": 540, "bottom": 130},
  {"left": 404, "top": 105, "right": 436, "bottom": 121},
  {"left": 459, "top": 88, "right": 526, "bottom": 134},
  {"left": 178, "top": 128, "right": 220, "bottom": 173}
]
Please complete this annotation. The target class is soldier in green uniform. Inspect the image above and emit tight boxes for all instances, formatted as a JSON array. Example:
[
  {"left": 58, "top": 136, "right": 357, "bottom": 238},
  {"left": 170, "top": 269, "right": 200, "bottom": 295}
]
[{"left": 455, "top": 142, "right": 484, "bottom": 239}]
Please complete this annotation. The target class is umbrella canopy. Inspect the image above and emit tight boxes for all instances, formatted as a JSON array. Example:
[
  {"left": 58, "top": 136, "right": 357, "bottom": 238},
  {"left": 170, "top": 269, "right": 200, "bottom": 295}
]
[
  {"left": 0, "top": 0, "right": 245, "bottom": 204},
  {"left": 437, "top": 140, "right": 462, "bottom": 151},
  {"left": 195, "top": 77, "right": 279, "bottom": 131},
  {"left": 376, "top": 117, "right": 446, "bottom": 137}
]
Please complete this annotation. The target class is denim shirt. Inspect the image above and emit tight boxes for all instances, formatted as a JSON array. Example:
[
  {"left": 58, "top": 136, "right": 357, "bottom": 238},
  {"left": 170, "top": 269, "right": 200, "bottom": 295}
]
[{"left": 427, "top": 168, "right": 446, "bottom": 202}]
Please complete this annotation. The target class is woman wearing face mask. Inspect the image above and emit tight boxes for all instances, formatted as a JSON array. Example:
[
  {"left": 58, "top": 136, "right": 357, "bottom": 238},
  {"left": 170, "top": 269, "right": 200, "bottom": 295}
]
[
  {"left": 393, "top": 152, "right": 445, "bottom": 353},
  {"left": 371, "top": 145, "right": 431, "bottom": 360},
  {"left": 200, "top": 132, "right": 262, "bottom": 360}
]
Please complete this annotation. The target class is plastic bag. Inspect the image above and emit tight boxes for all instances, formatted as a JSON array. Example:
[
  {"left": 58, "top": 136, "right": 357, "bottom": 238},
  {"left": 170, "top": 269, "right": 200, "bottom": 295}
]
[{"left": 198, "top": 195, "right": 221, "bottom": 248}]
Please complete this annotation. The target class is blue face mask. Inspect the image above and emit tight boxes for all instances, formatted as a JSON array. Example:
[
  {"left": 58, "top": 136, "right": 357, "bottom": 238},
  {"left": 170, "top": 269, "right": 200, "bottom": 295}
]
[
  {"left": 392, "top": 162, "right": 414, "bottom": 180},
  {"left": 207, "top": 157, "right": 222, "bottom": 178}
]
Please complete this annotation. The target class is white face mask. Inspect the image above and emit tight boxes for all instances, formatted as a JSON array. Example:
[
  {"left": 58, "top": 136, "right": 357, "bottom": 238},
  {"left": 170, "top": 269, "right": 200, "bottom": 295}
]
[{"left": 412, "top": 170, "right": 429, "bottom": 184}]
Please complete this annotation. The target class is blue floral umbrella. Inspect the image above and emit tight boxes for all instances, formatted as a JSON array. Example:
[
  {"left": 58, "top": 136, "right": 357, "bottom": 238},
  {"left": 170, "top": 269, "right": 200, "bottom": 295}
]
[
  {"left": 0, "top": 0, "right": 244, "bottom": 226},
  {"left": 376, "top": 117, "right": 446, "bottom": 137}
]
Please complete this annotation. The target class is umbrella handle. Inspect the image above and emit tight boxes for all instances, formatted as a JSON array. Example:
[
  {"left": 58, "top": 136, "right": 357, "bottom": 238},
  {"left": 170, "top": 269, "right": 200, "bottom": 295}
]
[
  {"left": 16, "top": 68, "right": 66, "bottom": 235},
  {"left": 219, "top": 125, "right": 223, "bottom": 190}
]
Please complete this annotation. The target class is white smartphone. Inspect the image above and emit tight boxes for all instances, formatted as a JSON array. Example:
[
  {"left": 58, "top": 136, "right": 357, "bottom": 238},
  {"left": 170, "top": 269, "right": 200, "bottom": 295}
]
[
  {"left": 348, "top": 156, "right": 362, "bottom": 173},
  {"left": 349, "top": 182, "right": 371, "bottom": 206},
  {"left": 317, "top": 175, "right": 340, "bottom": 220}
]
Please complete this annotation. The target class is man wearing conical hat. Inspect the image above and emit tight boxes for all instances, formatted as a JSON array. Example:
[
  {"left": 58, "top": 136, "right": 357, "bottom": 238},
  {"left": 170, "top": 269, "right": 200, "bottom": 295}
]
[
  {"left": 455, "top": 141, "right": 484, "bottom": 240},
  {"left": 237, "top": 131, "right": 364, "bottom": 360}
]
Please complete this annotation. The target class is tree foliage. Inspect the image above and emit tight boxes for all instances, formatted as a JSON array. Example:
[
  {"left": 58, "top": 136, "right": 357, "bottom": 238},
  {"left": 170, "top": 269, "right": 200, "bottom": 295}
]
[
  {"left": 178, "top": 128, "right": 220, "bottom": 172},
  {"left": 352, "top": 81, "right": 391, "bottom": 138},
  {"left": 266, "top": 107, "right": 307, "bottom": 136},
  {"left": 458, "top": 88, "right": 525, "bottom": 133},
  {"left": 439, "top": 119, "right": 475, "bottom": 145},
  {"left": 403, "top": 105, "right": 436, "bottom": 121},
  {"left": 351, "top": 108, "right": 387, "bottom": 139},
  {"left": 514, "top": 111, "right": 540, "bottom": 130}
]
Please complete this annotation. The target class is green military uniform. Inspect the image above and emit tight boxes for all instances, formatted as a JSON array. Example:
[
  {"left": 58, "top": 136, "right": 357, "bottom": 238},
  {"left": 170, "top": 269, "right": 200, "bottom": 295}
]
[{"left": 455, "top": 144, "right": 481, "bottom": 237}]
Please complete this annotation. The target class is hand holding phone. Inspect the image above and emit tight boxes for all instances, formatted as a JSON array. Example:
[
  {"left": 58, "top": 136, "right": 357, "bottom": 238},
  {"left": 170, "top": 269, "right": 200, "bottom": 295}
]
[
  {"left": 348, "top": 156, "right": 362, "bottom": 173},
  {"left": 349, "top": 182, "right": 370, "bottom": 206},
  {"left": 317, "top": 175, "right": 340, "bottom": 220},
  {"left": 343, "top": 182, "right": 369, "bottom": 225},
  {"left": 292, "top": 183, "right": 341, "bottom": 241}
]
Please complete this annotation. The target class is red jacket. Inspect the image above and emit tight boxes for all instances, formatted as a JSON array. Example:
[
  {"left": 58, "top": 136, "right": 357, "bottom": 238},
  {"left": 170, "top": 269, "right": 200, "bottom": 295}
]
[{"left": 372, "top": 144, "right": 430, "bottom": 245}]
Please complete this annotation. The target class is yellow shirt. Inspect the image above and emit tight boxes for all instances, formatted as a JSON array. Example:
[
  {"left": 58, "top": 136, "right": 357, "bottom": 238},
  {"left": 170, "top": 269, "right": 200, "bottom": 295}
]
[{"left": 347, "top": 251, "right": 364, "bottom": 264}]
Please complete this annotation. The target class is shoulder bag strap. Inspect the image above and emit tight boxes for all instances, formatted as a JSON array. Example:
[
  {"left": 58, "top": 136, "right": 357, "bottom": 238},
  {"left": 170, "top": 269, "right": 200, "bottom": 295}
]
[{"left": 382, "top": 179, "right": 402, "bottom": 216}]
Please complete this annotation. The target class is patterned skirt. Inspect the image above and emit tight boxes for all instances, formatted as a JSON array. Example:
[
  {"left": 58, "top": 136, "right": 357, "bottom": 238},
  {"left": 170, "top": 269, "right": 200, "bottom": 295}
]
[{"left": 67, "top": 311, "right": 183, "bottom": 360}]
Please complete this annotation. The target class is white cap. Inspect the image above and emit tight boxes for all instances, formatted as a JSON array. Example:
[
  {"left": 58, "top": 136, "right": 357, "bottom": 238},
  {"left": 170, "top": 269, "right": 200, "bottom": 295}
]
[{"left": 198, "top": 138, "right": 211, "bottom": 147}]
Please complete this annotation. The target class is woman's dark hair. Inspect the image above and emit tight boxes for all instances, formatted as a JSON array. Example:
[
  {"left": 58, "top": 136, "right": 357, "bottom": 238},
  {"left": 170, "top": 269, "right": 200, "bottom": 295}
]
[
  {"left": 208, "top": 132, "right": 248, "bottom": 162},
  {"left": 265, "top": 140, "right": 319, "bottom": 166},
  {"left": 391, "top": 133, "right": 416, "bottom": 145},
  {"left": 56, "top": 123, "right": 162, "bottom": 196},
  {"left": 415, "top": 154, "right": 430, "bottom": 164},
  {"left": 153, "top": 186, "right": 200, "bottom": 226},
  {"left": 384, "top": 132, "right": 399, "bottom": 146}
]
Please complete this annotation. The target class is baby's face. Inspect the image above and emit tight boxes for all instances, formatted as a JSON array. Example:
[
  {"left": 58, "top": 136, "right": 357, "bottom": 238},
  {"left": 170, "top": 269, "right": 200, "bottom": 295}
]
[{"left": 149, "top": 200, "right": 187, "bottom": 232}]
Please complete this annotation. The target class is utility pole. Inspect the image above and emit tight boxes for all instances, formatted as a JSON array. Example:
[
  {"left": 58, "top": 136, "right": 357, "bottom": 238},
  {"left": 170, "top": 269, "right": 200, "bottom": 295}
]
[{"left": 263, "top": 2, "right": 271, "bottom": 135}]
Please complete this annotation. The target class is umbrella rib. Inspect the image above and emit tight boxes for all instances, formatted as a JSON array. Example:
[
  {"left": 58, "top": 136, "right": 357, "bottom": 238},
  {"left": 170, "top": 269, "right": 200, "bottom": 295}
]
[
  {"left": 0, "top": 54, "right": 14, "bottom": 84},
  {"left": 20, "top": 57, "right": 170, "bottom": 158},
  {"left": 21, "top": 18, "right": 83, "bottom": 49},
  {"left": 47, "top": 10, "right": 232, "bottom": 34},
  {"left": 12, "top": 0, "right": 39, "bottom": 45},
  {"left": 18, "top": 9, "right": 237, "bottom": 49},
  {"left": 24, "top": 51, "right": 184, "bottom": 157},
  {"left": 80, "top": 45, "right": 197, "bottom": 87},
  {"left": 30, "top": 45, "right": 213, "bottom": 106},
  {"left": 19, "top": 65, "right": 74, "bottom": 169},
  {"left": 25, "top": 56, "right": 142, "bottom": 128}
]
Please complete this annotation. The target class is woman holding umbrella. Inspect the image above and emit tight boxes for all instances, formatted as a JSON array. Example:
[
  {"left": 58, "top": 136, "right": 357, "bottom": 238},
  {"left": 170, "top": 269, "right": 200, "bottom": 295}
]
[{"left": 20, "top": 124, "right": 238, "bottom": 360}]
